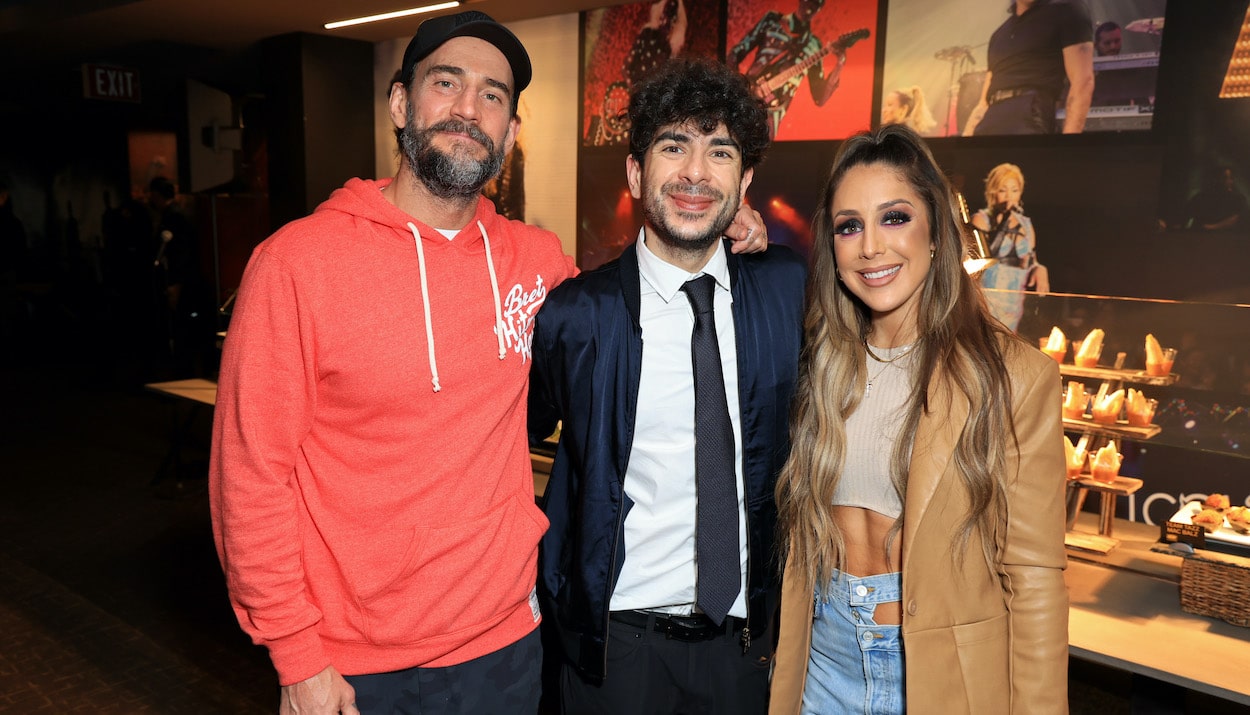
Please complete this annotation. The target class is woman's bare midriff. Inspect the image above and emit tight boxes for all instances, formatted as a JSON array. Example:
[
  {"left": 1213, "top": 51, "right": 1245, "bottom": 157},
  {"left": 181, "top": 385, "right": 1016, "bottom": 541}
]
[{"left": 832, "top": 505, "right": 904, "bottom": 625}]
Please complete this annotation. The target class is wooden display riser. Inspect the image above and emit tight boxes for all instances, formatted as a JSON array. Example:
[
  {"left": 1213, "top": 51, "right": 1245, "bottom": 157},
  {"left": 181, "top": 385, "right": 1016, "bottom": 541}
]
[{"left": 1065, "top": 475, "right": 1145, "bottom": 553}]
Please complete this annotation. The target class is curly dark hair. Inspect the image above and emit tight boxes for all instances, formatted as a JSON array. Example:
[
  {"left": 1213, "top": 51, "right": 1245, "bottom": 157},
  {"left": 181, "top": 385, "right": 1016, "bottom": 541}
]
[{"left": 628, "top": 57, "right": 770, "bottom": 173}]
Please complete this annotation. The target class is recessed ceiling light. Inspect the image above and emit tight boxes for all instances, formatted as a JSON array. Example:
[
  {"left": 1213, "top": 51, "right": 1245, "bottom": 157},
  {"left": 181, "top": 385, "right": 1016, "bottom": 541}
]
[{"left": 325, "top": 2, "right": 461, "bottom": 30}]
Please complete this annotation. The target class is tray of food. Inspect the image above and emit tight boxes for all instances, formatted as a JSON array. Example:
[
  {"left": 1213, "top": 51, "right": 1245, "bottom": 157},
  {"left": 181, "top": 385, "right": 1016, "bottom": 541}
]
[{"left": 1168, "top": 495, "right": 1250, "bottom": 553}]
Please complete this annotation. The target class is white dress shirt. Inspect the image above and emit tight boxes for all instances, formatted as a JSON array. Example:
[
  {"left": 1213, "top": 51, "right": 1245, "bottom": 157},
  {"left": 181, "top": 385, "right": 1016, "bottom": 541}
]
[{"left": 609, "top": 230, "right": 748, "bottom": 619}]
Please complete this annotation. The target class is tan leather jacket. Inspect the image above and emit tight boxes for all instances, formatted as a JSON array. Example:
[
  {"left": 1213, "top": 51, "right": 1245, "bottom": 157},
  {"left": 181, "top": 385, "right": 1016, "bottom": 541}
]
[{"left": 770, "top": 342, "right": 1069, "bottom": 714}]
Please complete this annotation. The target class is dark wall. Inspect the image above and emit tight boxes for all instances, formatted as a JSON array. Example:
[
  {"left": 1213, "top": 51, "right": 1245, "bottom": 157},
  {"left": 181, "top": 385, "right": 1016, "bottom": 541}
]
[{"left": 262, "top": 33, "right": 375, "bottom": 231}]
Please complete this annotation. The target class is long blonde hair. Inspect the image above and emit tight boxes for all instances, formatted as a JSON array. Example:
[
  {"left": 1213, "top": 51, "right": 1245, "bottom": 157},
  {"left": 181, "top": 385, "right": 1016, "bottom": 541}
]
[
  {"left": 776, "top": 124, "right": 1020, "bottom": 589},
  {"left": 889, "top": 85, "right": 937, "bottom": 136}
]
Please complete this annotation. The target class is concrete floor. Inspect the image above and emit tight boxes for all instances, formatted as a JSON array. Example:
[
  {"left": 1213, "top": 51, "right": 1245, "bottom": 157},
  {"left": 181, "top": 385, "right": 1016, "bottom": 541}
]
[{"left": 0, "top": 342, "right": 275, "bottom": 712}]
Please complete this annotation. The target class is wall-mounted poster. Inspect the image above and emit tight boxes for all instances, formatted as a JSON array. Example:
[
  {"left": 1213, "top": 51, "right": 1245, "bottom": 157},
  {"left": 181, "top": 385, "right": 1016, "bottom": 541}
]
[
  {"left": 582, "top": 0, "right": 722, "bottom": 147},
  {"left": 881, "top": 0, "right": 1167, "bottom": 137},
  {"left": 726, "top": 0, "right": 878, "bottom": 142}
]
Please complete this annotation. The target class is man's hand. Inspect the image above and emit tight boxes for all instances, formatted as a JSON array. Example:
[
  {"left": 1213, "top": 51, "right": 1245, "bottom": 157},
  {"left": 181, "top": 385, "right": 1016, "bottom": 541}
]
[
  {"left": 727, "top": 202, "right": 769, "bottom": 254},
  {"left": 280, "top": 666, "right": 359, "bottom": 715}
]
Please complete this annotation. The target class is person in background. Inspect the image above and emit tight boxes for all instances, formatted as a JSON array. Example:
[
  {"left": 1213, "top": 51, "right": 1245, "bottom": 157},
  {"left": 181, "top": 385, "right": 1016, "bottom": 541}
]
[
  {"left": 0, "top": 181, "right": 26, "bottom": 286},
  {"left": 1185, "top": 165, "right": 1247, "bottom": 231},
  {"left": 769, "top": 124, "right": 1068, "bottom": 714},
  {"left": 624, "top": 0, "right": 688, "bottom": 86},
  {"left": 880, "top": 85, "right": 937, "bottom": 135},
  {"left": 211, "top": 10, "right": 769, "bottom": 714},
  {"left": 0, "top": 180, "right": 28, "bottom": 341},
  {"left": 1094, "top": 20, "right": 1123, "bottom": 56},
  {"left": 0, "top": 181, "right": 25, "bottom": 279},
  {"left": 972, "top": 162, "right": 1048, "bottom": 332},
  {"left": 964, "top": 0, "right": 1095, "bottom": 135},
  {"left": 531, "top": 57, "right": 804, "bottom": 715},
  {"left": 147, "top": 176, "right": 205, "bottom": 376}
]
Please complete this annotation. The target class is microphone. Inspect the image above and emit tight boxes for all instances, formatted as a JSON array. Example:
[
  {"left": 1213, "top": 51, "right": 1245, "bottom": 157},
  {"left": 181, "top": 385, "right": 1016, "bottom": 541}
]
[
  {"left": 989, "top": 203, "right": 1013, "bottom": 235},
  {"left": 934, "top": 46, "right": 974, "bottom": 64},
  {"left": 154, "top": 229, "right": 173, "bottom": 267}
]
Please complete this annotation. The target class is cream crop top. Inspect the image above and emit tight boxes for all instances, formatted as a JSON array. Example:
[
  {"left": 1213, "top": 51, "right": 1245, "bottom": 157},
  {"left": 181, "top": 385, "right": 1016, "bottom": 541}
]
[{"left": 833, "top": 345, "right": 914, "bottom": 519}]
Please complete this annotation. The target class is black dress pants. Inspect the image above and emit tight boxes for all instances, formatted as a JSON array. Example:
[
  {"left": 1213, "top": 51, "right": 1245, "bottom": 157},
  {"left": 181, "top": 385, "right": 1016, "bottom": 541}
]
[
  {"left": 975, "top": 90, "right": 1058, "bottom": 135},
  {"left": 561, "top": 613, "right": 771, "bottom": 715}
]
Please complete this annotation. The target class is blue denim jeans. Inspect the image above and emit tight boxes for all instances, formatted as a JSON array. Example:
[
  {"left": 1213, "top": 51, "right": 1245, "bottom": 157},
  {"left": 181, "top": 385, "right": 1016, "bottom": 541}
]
[{"left": 802, "top": 570, "right": 904, "bottom": 715}]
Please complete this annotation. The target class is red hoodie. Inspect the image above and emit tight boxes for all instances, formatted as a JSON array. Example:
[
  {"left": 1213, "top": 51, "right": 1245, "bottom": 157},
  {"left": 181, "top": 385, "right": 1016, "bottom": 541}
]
[{"left": 209, "top": 178, "right": 575, "bottom": 685}]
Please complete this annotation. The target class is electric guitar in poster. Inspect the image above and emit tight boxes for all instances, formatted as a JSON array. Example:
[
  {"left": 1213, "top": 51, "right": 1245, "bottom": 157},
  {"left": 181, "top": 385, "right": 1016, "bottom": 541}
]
[{"left": 751, "top": 28, "right": 870, "bottom": 108}]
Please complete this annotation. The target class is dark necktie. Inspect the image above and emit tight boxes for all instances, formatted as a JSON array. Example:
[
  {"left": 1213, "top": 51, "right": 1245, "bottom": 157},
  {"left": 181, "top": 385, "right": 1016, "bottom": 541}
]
[{"left": 679, "top": 274, "right": 740, "bottom": 626}]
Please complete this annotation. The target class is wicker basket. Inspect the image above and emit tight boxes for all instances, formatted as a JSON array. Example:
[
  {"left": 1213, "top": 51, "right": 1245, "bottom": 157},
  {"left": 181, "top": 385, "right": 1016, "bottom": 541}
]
[{"left": 1179, "top": 551, "right": 1250, "bottom": 627}]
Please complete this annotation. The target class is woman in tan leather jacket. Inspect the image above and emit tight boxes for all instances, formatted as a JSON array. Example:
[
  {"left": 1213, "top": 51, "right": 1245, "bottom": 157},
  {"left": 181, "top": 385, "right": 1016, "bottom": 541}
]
[{"left": 770, "top": 124, "right": 1068, "bottom": 714}]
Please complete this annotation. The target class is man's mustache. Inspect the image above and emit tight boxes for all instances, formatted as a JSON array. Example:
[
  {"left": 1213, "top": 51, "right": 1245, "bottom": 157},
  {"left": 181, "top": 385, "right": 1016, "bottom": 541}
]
[
  {"left": 427, "top": 120, "right": 495, "bottom": 152},
  {"left": 662, "top": 183, "right": 725, "bottom": 201}
]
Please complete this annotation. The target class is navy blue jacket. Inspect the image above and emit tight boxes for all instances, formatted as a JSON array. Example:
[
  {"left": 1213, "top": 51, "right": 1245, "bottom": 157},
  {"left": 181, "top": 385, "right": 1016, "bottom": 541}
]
[{"left": 529, "top": 240, "right": 806, "bottom": 681}]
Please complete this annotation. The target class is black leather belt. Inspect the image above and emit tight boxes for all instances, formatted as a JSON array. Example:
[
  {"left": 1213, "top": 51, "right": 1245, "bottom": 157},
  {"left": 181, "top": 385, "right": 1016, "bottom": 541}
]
[
  {"left": 609, "top": 610, "right": 745, "bottom": 642},
  {"left": 988, "top": 87, "right": 1039, "bottom": 104}
]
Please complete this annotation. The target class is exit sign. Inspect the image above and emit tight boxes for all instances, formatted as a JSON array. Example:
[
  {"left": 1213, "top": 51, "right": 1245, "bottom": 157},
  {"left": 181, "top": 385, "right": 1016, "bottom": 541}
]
[{"left": 82, "top": 64, "right": 142, "bottom": 103}]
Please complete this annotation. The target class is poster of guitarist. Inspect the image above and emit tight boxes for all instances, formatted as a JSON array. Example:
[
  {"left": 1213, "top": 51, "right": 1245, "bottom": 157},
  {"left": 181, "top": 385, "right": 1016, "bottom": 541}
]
[{"left": 728, "top": 0, "right": 876, "bottom": 141}]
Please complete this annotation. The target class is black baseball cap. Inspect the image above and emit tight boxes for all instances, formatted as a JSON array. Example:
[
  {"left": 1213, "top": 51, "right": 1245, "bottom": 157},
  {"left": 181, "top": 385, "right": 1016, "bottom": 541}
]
[{"left": 400, "top": 10, "right": 532, "bottom": 95}]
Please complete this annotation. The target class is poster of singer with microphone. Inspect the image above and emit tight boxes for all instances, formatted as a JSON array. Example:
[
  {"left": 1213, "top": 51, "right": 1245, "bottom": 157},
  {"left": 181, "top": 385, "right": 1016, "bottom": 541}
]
[{"left": 971, "top": 163, "right": 1048, "bottom": 331}]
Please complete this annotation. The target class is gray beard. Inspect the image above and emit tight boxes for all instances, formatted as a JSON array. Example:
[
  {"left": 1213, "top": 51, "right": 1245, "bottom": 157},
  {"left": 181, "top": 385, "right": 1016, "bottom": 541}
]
[
  {"left": 400, "top": 112, "right": 504, "bottom": 200},
  {"left": 642, "top": 182, "right": 737, "bottom": 256}
]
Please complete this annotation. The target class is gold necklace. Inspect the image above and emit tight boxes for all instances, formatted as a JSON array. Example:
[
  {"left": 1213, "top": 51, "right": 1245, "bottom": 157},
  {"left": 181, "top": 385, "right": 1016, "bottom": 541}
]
[
  {"left": 864, "top": 341, "right": 915, "bottom": 396},
  {"left": 864, "top": 340, "right": 915, "bottom": 364}
]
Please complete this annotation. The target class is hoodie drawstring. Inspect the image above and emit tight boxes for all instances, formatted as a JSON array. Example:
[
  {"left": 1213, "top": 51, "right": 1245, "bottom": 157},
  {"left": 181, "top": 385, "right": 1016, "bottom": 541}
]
[
  {"left": 409, "top": 223, "right": 441, "bottom": 393},
  {"left": 479, "top": 220, "right": 507, "bottom": 361},
  {"left": 408, "top": 220, "right": 508, "bottom": 394}
]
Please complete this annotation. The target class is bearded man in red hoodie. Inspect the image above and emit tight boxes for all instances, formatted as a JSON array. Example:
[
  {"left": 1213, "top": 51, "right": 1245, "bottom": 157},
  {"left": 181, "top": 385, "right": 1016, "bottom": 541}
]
[
  {"left": 211, "top": 11, "right": 572, "bottom": 714},
  {"left": 210, "top": 10, "right": 768, "bottom": 715}
]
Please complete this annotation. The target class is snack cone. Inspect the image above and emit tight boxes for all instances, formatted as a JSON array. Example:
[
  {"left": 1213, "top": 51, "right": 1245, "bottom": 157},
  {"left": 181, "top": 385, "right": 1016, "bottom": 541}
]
[
  {"left": 1090, "top": 444, "right": 1122, "bottom": 483},
  {"left": 1075, "top": 328, "right": 1104, "bottom": 367}
]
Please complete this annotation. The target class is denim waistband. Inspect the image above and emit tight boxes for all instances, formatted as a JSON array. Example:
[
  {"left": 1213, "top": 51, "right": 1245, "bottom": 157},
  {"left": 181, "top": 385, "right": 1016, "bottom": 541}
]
[{"left": 819, "top": 570, "right": 901, "bottom": 606}]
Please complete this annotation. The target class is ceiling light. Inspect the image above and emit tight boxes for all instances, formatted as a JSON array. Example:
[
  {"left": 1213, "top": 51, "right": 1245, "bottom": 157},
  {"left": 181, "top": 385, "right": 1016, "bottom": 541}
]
[{"left": 325, "top": 2, "right": 460, "bottom": 30}]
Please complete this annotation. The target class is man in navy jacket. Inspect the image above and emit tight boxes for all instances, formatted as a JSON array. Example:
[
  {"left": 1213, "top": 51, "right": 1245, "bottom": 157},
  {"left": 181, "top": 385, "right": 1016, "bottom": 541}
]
[{"left": 529, "top": 57, "right": 805, "bottom": 714}]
